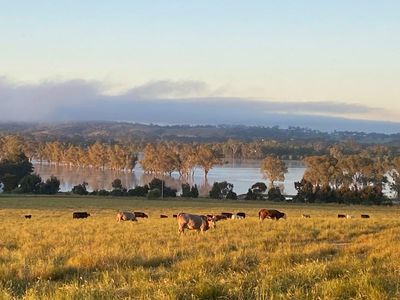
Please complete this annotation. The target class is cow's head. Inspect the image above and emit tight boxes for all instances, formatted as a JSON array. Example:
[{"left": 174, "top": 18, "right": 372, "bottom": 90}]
[{"left": 282, "top": 213, "right": 287, "bottom": 219}]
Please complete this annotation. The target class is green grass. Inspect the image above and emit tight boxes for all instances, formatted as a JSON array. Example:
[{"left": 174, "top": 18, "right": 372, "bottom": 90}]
[{"left": 0, "top": 195, "right": 400, "bottom": 299}]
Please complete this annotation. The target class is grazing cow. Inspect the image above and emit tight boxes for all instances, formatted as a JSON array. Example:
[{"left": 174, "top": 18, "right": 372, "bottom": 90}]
[
  {"left": 160, "top": 214, "right": 168, "bottom": 218},
  {"left": 134, "top": 212, "right": 148, "bottom": 218},
  {"left": 231, "top": 215, "right": 244, "bottom": 220},
  {"left": 346, "top": 214, "right": 354, "bottom": 219},
  {"left": 73, "top": 212, "right": 90, "bottom": 219},
  {"left": 213, "top": 214, "right": 228, "bottom": 222},
  {"left": 24, "top": 215, "right": 32, "bottom": 219},
  {"left": 302, "top": 214, "right": 311, "bottom": 218},
  {"left": 177, "top": 213, "right": 216, "bottom": 234},
  {"left": 221, "top": 212, "right": 233, "bottom": 218},
  {"left": 236, "top": 212, "right": 246, "bottom": 218},
  {"left": 361, "top": 214, "right": 370, "bottom": 218},
  {"left": 259, "top": 209, "right": 286, "bottom": 221},
  {"left": 172, "top": 214, "right": 178, "bottom": 218},
  {"left": 338, "top": 214, "right": 346, "bottom": 218},
  {"left": 116, "top": 212, "right": 137, "bottom": 222}
]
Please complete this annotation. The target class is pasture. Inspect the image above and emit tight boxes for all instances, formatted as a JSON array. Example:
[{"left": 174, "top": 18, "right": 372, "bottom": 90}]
[{"left": 0, "top": 195, "right": 400, "bottom": 299}]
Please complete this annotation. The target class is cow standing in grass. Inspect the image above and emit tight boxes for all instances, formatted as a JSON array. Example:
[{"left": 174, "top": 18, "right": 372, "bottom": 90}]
[
  {"left": 177, "top": 213, "right": 216, "bottom": 234},
  {"left": 258, "top": 209, "right": 286, "bottom": 221},
  {"left": 116, "top": 211, "right": 137, "bottom": 222}
]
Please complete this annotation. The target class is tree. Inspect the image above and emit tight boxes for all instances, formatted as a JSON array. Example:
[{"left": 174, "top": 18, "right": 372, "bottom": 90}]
[
  {"left": 245, "top": 182, "right": 267, "bottom": 200},
  {"left": 17, "top": 174, "right": 42, "bottom": 193},
  {"left": 390, "top": 156, "right": 400, "bottom": 198},
  {"left": 112, "top": 178, "right": 123, "bottom": 190},
  {"left": 0, "top": 152, "right": 33, "bottom": 192},
  {"left": 209, "top": 181, "right": 237, "bottom": 199},
  {"left": 196, "top": 145, "right": 220, "bottom": 179},
  {"left": 260, "top": 156, "right": 287, "bottom": 187},
  {"left": 39, "top": 176, "right": 60, "bottom": 194},
  {"left": 72, "top": 182, "right": 89, "bottom": 195}
]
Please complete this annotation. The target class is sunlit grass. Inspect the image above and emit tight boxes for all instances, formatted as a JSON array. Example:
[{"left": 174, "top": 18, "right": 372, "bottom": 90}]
[{"left": 0, "top": 195, "right": 399, "bottom": 299}]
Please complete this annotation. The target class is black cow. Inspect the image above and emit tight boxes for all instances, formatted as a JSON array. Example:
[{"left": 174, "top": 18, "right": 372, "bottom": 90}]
[
  {"left": 24, "top": 215, "right": 32, "bottom": 219},
  {"left": 236, "top": 212, "right": 246, "bottom": 218},
  {"left": 134, "top": 212, "right": 148, "bottom": 218},
  {"left": 361, "top": 214, "right": 370, "bottom": 218},
  {"left": 73, "top": 212, "right": 90, "bottom": 219}
]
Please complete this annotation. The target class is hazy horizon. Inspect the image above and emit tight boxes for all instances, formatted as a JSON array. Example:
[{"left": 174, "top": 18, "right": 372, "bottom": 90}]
[{"left": 1, "top": 1, "right": 399, "bottom": 133}]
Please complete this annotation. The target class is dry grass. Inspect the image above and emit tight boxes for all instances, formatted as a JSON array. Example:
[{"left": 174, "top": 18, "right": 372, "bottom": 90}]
[{"left": 0, "top": 195, "right": 399, "bottom": 299}]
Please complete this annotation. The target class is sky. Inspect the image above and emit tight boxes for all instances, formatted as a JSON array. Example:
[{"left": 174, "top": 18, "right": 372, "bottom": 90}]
[{"left": 1, "top": 1, "right": 399, "bottom": 131}]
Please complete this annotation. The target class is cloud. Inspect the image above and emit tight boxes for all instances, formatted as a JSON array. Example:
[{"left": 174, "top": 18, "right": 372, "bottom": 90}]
[{"left": 0, "top": 77, "right": 398, "bottom": 133}]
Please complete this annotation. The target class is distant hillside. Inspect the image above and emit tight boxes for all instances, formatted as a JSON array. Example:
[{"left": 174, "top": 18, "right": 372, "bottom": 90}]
[{"left": 0, "top": 121, "right": 400, "bottom": 145}]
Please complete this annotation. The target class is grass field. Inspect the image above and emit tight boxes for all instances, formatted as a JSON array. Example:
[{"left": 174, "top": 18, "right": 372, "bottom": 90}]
[{"left": 0, "top": 195, "right": 400, "bottom": 299}]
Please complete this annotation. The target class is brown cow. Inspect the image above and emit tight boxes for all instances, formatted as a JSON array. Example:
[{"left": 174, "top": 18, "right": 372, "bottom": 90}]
[
  {"left": 177, "top": 213, "right": 216, "bottom": 234},
  {"left": 259, "top": 209, "right": 286, "bottom": 221},
  {"left": 134, "top": 212, "right": 148, "bottom": 218},
  {"left": 116, "top": 211, "right": 137, "bottom": 222},
  {"left": 160, "top": 214, "right": 168, "bottom": 218},
  {"left": 338, "top": 214, "right": 346, "bottom": 218},
  {"left": 361, "top": 214, "right": 370, "bottom": 218},
  {"left": 24, "top": 215, "right": 32, "bottom": 219},
  {"left": 172, "top": 214, "right": 178, "bottom": 218},
  {"left": 302, "top": 214, "right": 311, "bottom": 218}
]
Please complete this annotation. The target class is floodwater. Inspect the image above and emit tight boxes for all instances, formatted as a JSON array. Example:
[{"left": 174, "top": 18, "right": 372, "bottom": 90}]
[{"left": 33, "top": 159, "right": 306, "bottom": 196}]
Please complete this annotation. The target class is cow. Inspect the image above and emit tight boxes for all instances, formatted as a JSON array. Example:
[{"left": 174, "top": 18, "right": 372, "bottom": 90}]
[
  {"left": 236, "top": 212, "right": 246, "bottom": 218},
  {"left": 259, "top": 209, "right": 286, "bottom": 221},
  {"left": 361, "top": 214, "right": 370, "bottom": 218},
  {"left": 177, "top": 213, "right": 216, "bottom": 234},
  {"left": 338, "top": 214, "right": 346, "bottom": 218},
  {"left": 160, "top": 214, "right": 168, "bottom": 218},
  {"left": 116, "top": 211, "right": 137, "bottom": 222},
  {"left": 172, "top": 214, "right": 178, "bottom": 218},
  {"left": 346, "top": 215, "right": 354, "bottom": 219},
  {"left": 231, "top": 215, "right": 244, "bottom": 220},
  {"left": 134, "top": 212, "right": 148, "bottom": 218},
  {"left": 302, "top": 214, "right": 311, "bottom": 218},
  {"left": 73, "top": 212, "right": 90, "bottom": 219},
  {"left": 213, "top": 214, "right": 228, "bottom": 222},
  {"left": 24, "top": 215, "right": 32, "bottom": 219},
  {"left": 221, "top": 212, "right": 233, "bottom": 218}
]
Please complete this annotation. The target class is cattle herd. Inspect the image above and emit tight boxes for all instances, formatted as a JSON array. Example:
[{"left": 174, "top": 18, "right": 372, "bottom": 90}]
[{"left": 20, "top": 209, "right": 372, "bottom": 234}]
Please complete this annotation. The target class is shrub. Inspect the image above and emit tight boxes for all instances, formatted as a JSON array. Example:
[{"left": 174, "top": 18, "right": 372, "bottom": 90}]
[
  {"left": 147, "top": 188, "right": 161, "bottom": 199},
  {"left": 209, "top": 181, "right": 237, "bottom": 199},
  {"left": 71, "top": 182, "right": 89, "bottom": 195}
]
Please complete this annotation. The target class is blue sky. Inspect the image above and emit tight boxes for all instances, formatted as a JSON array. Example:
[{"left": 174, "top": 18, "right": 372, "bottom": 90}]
[{"left": 1, "top": 1, "right": 399, "bottom": 127}]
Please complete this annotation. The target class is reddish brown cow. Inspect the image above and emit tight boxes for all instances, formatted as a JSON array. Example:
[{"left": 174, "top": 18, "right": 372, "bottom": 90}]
[
  {"left": 259, "top": 209, "right": 286, "bottom": 221},
  {"left": 338, "top": 214, "right": 346, "bottom": 218},
  {"left": 160, "top": 214, "right": 168, "bottom": 218}
]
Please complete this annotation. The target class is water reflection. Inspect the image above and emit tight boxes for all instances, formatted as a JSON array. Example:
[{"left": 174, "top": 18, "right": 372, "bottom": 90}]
[{"left": 33, "top": 159, "right": 306, "bottom": 196}]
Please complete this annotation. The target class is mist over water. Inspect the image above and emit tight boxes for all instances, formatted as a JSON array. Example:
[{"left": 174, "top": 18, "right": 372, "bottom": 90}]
[{"left": 33, "top": 159, "right": 306, "bottom": 196}]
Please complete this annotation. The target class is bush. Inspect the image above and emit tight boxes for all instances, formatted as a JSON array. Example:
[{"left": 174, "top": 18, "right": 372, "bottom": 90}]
[
  {"left": 181, "top": 183, "right": 199, "bottom": 198},
  {"left": 127, "top": 185, "right": 149, "bottom": 197},
  {"left": 267, "top": 187, "right": 285, "bottom": 201},
  {"left": 71, "top": 182, "right": 89, "bottom": 195},
  {"left": 209, "top": 181, "right": 237, "bottom": 199},
  {"left": 16, "top": 174, "right": 42, "bottom": 193},
  {"left": 147, "top": 188, "right": 161, "bottom": 199},
  {"left": 39, "top": 176, "right": 60, "bottom": 194}
]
